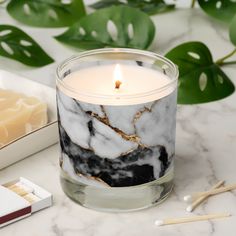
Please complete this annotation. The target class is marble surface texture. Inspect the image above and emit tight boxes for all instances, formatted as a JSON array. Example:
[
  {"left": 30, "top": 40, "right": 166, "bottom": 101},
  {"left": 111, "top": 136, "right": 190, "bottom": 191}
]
[{"left": 1, "top": 1, "right": 236, "bottom": 236}]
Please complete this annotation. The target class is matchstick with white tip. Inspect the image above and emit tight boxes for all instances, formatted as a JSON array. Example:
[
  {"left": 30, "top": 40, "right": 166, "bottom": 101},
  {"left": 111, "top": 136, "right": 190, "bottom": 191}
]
[
  {"left": 186, "top": 180, "right": 224, "bottom": 212},
  {"left": 155, "top": 213, "right": 231, "bottom": 226}
]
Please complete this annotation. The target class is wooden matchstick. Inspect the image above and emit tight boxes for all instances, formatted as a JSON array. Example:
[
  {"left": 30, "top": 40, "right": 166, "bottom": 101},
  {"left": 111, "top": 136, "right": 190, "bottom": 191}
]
[
  {"left": 23, "top": 194, "right": 35, "bottom": 204},
  {"left": 23, "top": 193, "right": 40, "bottom": 204},
  {"left": 195, "top": 183, "right": 236, "bottom": 199},
  {"left": 186, "top": 180, "right": 224, "bottom": 212},
  {"left": 7, "top": 183, "right": 33, "bottom": 197},
  {"left": 155, "top": 213, "right": 231, "bottom": 226},
  {"left": 8, "top": 184, "right": 19, "bottom": 190},
  {"left": 11, "top": 187, "right": 29, "bottom": 197}
]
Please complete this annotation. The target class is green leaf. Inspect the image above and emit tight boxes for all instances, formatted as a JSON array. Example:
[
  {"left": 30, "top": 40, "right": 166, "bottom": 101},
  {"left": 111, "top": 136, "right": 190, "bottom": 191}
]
[
  {"left": 165, "top": 41, "right": 235, "bottom": 104},
  {"left": 7, "top": 0, "right": 86, "bottom": 28},
  {"left": 0, "top": 25, "right": 54, "bottom": 67},
  {"left": 90, "top": 0, "right": 175, "bottom": 15},
  {"left": 230, "top": 14, "right": 236, "bottom": 46},
  {"left": 197, "top": 0, "right": 236, "bottom": 23},
  {"left": 90, "top": 0, "right": 123, "bottom": 9},
  {"left": 55, "top": 6, "right": 155, "bottom": 50}
]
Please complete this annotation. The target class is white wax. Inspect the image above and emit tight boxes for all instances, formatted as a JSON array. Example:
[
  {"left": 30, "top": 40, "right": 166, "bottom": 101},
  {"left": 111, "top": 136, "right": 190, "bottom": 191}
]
[{"left": 59, "top": 64, "right": 175, "bottom": 105}]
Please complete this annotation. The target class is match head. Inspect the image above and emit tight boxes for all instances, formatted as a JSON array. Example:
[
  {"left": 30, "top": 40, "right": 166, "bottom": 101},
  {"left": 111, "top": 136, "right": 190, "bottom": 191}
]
[
  {"left": 186, "top": 205, "right": 193, "bottom": 212},
  {"left": 183, "top": 195, "right": 192, "bottom": 202},
  {"left": 155, "top": 220, "right": 164, "bottom": 226}
]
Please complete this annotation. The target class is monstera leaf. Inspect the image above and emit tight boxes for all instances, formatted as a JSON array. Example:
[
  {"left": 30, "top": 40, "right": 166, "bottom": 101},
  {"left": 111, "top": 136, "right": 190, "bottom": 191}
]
[
  {"left": 55, "top": 6, "right": 155, "bottom": 50},
  {"left": 230, "top": 14, "right": 236, "bottom": 46},
  {"left": 166, "top": 41, "right": 235, "bottom": 104},
  {"left": 0, "top": 25, "right": 54, "bottom": 67},
  {"left": 198, "top": 0, "right": 236, "bottom": 23},
  {"left": 90, "top": 0, "right": 175, "bottom": 15},
  {"left": 7, "top": 0, "right": 86, "bottom": 27}
]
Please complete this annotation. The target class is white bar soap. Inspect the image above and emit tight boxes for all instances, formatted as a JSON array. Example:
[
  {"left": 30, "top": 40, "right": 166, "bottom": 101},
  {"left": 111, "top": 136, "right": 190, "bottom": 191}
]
[{"left": 0, "top": 89, "right": 48, "bottom": 147}]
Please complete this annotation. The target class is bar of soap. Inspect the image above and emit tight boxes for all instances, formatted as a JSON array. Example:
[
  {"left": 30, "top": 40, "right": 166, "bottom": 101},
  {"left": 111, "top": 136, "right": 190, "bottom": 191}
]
[{"left": 0, "top": 89, "right": 47, "bottom": 147}]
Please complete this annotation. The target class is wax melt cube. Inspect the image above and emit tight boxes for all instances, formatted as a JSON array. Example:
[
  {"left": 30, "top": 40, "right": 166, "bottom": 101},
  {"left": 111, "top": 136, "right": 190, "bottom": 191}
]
[{"left": 0, "top": 89, "right": 47, "bottom": 147}]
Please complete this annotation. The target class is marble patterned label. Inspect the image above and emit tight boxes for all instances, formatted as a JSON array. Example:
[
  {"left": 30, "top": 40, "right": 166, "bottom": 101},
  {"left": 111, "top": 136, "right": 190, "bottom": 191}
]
[{"left": 57, "top": 89, "right": 177, "bottom": 187}]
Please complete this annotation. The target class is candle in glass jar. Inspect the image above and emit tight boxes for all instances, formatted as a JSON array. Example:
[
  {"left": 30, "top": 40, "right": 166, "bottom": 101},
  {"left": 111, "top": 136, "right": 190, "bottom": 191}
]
[
  {"left": 56, "top": 48, "right": 178, "bottom": 212},
  {"left": 58, "top": 62, "right": 176, "bottom": 182}
]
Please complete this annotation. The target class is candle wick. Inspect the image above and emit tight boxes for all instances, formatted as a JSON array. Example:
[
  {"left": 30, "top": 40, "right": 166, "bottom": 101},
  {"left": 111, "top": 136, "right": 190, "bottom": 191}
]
[{"left": 115, "top": 80, "right": 122, "bottom": 89}]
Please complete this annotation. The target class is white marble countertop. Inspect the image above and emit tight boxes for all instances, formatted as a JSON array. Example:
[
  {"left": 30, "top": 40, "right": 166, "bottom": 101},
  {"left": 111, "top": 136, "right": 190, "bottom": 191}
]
[{"left": 1, "top": 2, "right": 236, "bottom": 235}]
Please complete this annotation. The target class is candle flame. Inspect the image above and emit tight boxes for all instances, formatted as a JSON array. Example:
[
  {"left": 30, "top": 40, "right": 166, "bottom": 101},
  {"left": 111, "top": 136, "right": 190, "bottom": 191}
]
[{"left": 113, "top": 64, "right": 123, "bottom": 90}]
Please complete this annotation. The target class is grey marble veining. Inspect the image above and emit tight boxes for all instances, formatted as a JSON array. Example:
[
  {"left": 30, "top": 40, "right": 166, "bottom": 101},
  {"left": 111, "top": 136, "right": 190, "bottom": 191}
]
[{"left": 0, "top": 6, "right": 236, "bottom": 236}]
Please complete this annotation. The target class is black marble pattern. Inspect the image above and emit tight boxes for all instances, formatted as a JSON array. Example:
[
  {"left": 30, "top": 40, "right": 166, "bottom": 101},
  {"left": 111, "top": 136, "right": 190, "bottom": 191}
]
[{"left": 59, "top": 123, "right": 171, "bottom": 187}]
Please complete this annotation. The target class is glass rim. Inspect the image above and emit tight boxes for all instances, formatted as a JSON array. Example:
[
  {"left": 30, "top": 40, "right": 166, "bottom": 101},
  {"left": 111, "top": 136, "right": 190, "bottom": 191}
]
[{"left": 56, "top": 48, "right": 179, "bottom": 102}]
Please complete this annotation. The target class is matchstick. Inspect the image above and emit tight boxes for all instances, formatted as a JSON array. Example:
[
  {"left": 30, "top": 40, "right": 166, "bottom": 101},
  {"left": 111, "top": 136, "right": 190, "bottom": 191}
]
[
  {"left": 186, "top": 180, "right": 224, "bottom": 212},
  {"left": 155, "top": 213, "right": 231, "bottom": 226},
  {"left": 195, "top": 183, "right": 236, "bottom": 199},
  {"left": 8, "top": 185, "right": 19, "bottom": 190},
  {"left": 23, "top": 194, "right": 35, "bottom": 204},
  {"left": 11, "top": 187, "right": 29, "bottom": 196},
  {"left": 7, "top": 183, "right": 34, "bottom": 197},
  {"left": 23, "top": 193, "right": 40, "bottom": 204}
]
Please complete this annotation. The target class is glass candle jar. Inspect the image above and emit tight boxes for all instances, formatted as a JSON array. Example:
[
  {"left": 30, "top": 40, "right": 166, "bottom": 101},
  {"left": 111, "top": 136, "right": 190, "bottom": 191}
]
[{"left": 56, "top": 48, "right": 178, "bottom": 212}]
